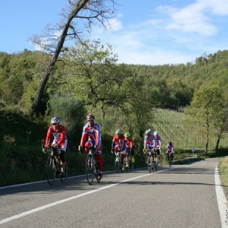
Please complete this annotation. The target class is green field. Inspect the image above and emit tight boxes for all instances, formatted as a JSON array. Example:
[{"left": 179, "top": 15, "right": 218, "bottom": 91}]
[{"left": 151, "top": 108, "right": 228, "bottom": 151}]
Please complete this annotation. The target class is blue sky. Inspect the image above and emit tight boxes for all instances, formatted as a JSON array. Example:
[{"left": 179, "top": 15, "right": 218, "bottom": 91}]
[{"left": 1, "top": 0, "right": 228, "bottom": 65}]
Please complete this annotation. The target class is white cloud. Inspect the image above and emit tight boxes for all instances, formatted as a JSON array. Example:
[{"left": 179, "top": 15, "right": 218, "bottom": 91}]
[
  {"left": 89, "top": 0, "right": 228, "bottom": 65},
  {"left": 157, "top": 3, "right": 218, "bottom": 36},
  {"left": 198, "top": 0, "right": 228, "bottom": 15},
  {"left": 115, "top": 48, "right": 195, "bottom": 65},
  {"left": 106, "top": 17, "right": 123, "bottom": 31}
]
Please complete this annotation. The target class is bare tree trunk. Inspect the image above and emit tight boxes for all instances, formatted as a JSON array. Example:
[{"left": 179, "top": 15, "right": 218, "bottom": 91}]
[
  {"left": 30, "top": 0, "right": 89, "bottom": 116},
  {"left": 205, "top": 141, "right": 208, "bottom": 154},
  {"left": 215, "top": 137, "right": 220, "bottom": 153},
  {"left": 205, "top": 114, "right": 209, "bottom": 154}
]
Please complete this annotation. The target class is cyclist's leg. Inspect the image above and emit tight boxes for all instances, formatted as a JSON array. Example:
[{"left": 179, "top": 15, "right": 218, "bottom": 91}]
[
  {"left": 85, "top": 140, "right": 94, "bottom": 154},
  {"left": 96, "top": 144, "right": 103, "bottom": 179},
  {"left": 157, "top": 149, "right": 161, "bottom": 162},
  {"left": 59, "top": 139, "right": 67, "bottom": 175},
  {"left": 121, "top": 151, "right": 126, "bottom": 170},
  {"left": 95, "top": 153, "right": 103, "bottom": 171},
  {"left": 59, "top": 151, "right": 66, "bottom": 173}
]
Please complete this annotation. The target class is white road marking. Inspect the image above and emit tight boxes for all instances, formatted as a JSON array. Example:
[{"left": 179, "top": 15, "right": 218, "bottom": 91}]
[
  {"left": 0, "top": 172, "right": 153, "bottom": 225},
  {"left": 1, "top": 165, "right": 226, "bottom": 227},
  {"left": 215, "top": 166, "right": 228, "bottom": 228}
]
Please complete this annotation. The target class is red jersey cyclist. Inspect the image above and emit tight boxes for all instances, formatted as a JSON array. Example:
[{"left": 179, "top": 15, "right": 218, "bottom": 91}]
[
  {"left": 124, "top": 132, "right": 135, "bottom": 163},
  {"left": 111, "top": 129, "right": 126, "bottom": 170},
  {"left": 44, "top": 116, "right": 67, "bottom": 177},
  {"left": 78, "top": 114, "right": 103, "bottom": 180}
]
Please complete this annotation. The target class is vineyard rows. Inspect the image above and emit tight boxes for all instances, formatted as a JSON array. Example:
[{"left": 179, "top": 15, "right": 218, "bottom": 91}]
[{"left": 150, "top": 108, "right": 228, "bottom": 150}]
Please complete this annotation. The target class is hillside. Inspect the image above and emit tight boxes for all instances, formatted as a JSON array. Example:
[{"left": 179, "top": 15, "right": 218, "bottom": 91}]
[{"left": 151, "top": 108, "right": 228, "bottom": 150}]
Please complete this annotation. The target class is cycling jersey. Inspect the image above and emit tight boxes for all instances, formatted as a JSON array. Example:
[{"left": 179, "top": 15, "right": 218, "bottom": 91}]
[
  {"left": 154, "top": 135, "right": 162, "bottom": 149},
  {"left": 80, "top": 122, "right": 102, "bottom": 154},
  {"left": 45, "top": 124, "right": 67, "bottom": 151},
  {"left": 125, "top": 137, "right": 134, "bottom": 150},
  {"left": 112, "top": 134, "right": 126, "bottom": 153},
  {"left": 144, "top": 134, "right": 155, "bottom": 150},
  {"left": 166, "top": 145, "right": 174, "bottom": 153}
]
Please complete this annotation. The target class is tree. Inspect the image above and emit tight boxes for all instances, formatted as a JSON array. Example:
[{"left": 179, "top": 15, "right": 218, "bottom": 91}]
[
  {"left": 184, "top": 86, "right": 227, "bottom": 153},
  {"left": 30, "top": 0, "right": 116, "bottom": 116}
]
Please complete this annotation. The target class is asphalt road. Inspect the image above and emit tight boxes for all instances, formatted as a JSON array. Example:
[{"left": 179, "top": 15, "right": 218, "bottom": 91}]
[{"left": 0, "top": 158, "right": 227, "bottom": 228}]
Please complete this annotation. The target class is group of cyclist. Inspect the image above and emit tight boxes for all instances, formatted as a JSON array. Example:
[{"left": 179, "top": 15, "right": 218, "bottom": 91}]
[
  {"left": 111, "top": 129, "right": 135, "bottom": 171},
  {"left": 44, "top": 113, "right": 175, "bottom": 180}
]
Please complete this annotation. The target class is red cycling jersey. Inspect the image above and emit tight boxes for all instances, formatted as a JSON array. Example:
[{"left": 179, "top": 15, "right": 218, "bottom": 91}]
[
  {"left": 45, "top": 124, "right": 67, "bottom": 148},
  {"left": 112, "top": 134, "right": 126, "bottom": 152},
  {"left": 125, "top": 137, "right": 134, "bottom": 150}
]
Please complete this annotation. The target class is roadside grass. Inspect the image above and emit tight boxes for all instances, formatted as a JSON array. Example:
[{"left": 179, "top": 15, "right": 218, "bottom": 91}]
[{"left": 218, "top": 157, "right": 228, "bottom": 200}]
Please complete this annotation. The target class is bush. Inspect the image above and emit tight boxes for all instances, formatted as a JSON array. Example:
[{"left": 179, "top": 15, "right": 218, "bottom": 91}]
[{"left": 45, "top": 94, "right": 87, "bottom": 147}]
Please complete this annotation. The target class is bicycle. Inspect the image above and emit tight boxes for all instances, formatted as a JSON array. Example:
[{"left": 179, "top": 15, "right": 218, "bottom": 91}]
[
  {"left": 125, "top": 148, "right": 133, "bottom": 171},
  {"left": 167, "top": 152, "right": 174, "bottom": 167},
  {"left": 42, "top": 142, "right": 68, "bottom": 186},
  {"left": 145, "top": 149, "right": 154, "bottom": 173},
  {"left": 81, "top": 146, "right": 100, "bottom": 185},
  {"left": 114, "top": 149, "right": 122, "bottom": 173},
  {"left": 153, "top": 147, "right": 160, "bottom": 171}
]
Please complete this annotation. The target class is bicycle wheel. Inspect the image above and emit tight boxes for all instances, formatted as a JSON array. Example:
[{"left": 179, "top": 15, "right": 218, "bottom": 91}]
[
  {"left": 46, "top": 156, "right": 56, "bottom": 186},
  {"left": 114, "top": 157, "right": 121, "bottom": 173},
  {"left": 85, "top": 155, "right": 94, "bottom": 185},
  {"left": 95, "top": 166, "right": 100, "bottom": 183},
  {"left": 130, "top": 161, "right": 134, "bottom": 171},
  {"left": 60, "top": 162, "right": 68, "bottom": 183},
  {"left": 169, "top": 155, "right": 172, "bottom": 167},
  {"left": 154, "top": 156, "right": 158, "bottom": 171},
  {"left": 128, "top": 160, "right": 132, "bottom": 171},
  {"left": 125, "top": 160, "right": 129, "bottom": 172},
  {"left": 148, "top": 157, "right": 152, "bottom": 173}
]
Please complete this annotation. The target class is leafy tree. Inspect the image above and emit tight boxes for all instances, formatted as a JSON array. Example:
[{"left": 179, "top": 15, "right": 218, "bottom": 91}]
[
  {"left": 184, "top": 86, "right": 227, "bottom": 153},
  {"left": 29, "top": 0, "right": 116, "bottom": 116}
]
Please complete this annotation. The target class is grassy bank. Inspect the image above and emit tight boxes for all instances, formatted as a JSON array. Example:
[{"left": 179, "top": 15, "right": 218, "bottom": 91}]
[{"left": 218, "top": 157, "right": 228, "bottom": 200}]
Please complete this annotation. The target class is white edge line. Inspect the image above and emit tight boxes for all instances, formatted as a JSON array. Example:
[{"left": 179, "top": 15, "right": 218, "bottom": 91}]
[
  {"left": 215, "top": 166, "right": 228, "bottom": 228},
  {"left": 0, "top": 171, "right": 160, "bottom": 225}
]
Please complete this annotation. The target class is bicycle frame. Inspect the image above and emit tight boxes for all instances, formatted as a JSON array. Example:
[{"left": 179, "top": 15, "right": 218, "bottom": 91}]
[
  {"left": 167, "top": 152, "right": 173, "bottom": 167},
  {"left": 146, "top": 149, "right": 154, "bottom": 173},
  {"left": 125, "top": 148, "right": 133, "bottom": 171},
  {"left": 44, "top": 146, "right": 67, "bottom": 186},
  {"left": 82, "top": 146, "right": 100, "bottom": 185},
  {"left": 114, "top": 150, "right": 122, "bottom": 173}
]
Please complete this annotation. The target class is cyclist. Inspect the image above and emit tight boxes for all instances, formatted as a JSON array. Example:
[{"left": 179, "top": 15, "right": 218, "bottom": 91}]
[
  {"left": 78, "top": 114, "right": 103, "bottom": 180},
  {"left": 44, "top": 116, "right": 67, "bottom": 177},
  {"left": 111, "top": 129, "right": 126, "bottom": 170},
  {"left": 154, "top": 130, "right": 162, "bottom": 163},
  {"left": 143, "top": 129, "right": 155, "bottom": 165},
  {"left": 166, "top": 141, "right": 174, "bottom": 161},
  {"left": 124, "top": 132, "right": 135, "bottom": 165}
]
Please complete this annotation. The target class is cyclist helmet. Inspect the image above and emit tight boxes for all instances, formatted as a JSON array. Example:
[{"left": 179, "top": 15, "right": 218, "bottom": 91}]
[
  {"left": 116, "top": 129, "right": 122, "bottom": 134},
  {"left": 169, "top": 142, "right": 172, "bottom": 146},
  {"left": 145, "top": 129, "right": 151, "bottom": 135},
  {"left": 154, "top": 131, "right": 159, "bottom": 136},
  {"left": 51, "top": 116, "right": 60, "bottom": 124},
  {"left": 87, "top": 113, "right": 95, "bottom": 121},
  {"left": 124, "top": 132, "right": 131, "bottom": 137}
]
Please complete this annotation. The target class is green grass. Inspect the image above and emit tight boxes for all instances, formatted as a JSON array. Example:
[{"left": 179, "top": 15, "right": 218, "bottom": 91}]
[{"left": 218, "top": 158, "right": 228, "bottom": 199}]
